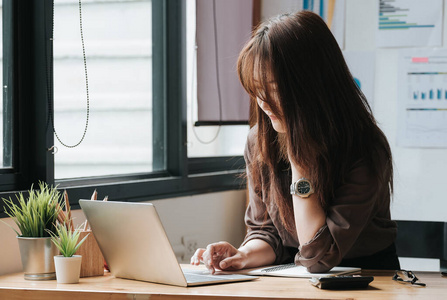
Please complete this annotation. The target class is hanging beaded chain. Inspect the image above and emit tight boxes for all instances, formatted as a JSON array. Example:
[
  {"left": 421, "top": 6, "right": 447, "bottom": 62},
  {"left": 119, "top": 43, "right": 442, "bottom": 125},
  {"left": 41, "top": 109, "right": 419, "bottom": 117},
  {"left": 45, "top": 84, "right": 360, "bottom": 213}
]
[{"left": 46, "top": 0, "right": 90, "bottom": 149}]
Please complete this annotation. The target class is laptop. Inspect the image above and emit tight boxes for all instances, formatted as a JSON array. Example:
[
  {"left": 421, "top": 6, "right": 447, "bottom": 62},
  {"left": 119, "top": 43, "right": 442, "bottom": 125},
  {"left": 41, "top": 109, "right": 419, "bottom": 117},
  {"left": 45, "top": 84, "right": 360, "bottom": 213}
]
[{"left": 79, "top": 200, "right": 257, "bottom": 287}]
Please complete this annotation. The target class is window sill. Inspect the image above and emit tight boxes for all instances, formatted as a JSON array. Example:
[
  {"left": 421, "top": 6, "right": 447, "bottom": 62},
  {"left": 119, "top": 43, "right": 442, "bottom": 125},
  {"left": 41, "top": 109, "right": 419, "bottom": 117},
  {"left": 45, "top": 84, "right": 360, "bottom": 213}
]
[{"left": 0, "top": 168, "right": 246, "bottom": 218}]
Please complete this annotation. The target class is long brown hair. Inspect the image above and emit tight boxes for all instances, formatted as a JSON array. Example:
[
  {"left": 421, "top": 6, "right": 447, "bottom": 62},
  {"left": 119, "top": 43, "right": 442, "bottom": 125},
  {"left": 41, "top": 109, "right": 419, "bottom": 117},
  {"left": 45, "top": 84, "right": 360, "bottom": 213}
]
[{"left": 238, "top": 11, "right": 393, "bottom": 231}]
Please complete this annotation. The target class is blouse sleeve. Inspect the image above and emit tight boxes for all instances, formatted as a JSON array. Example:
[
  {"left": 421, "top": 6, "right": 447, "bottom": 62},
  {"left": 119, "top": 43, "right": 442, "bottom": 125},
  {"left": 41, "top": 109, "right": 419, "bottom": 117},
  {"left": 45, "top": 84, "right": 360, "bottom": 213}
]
[
  {"left": 241, "top": 131, "right": 292, "bottom": 264},
  {"left": 295, "top": 161, "right": 382, "bottom": 273}
]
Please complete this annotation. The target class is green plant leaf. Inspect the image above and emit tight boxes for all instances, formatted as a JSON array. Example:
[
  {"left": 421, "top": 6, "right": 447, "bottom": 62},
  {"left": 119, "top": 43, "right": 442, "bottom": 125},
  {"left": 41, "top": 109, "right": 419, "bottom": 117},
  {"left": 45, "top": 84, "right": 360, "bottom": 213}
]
[
  {"left": 2, "top": 182, "right": 63, "bottom": 237},
  {"left": 46, "top": 224, "right": 89, "bottom": 257}
]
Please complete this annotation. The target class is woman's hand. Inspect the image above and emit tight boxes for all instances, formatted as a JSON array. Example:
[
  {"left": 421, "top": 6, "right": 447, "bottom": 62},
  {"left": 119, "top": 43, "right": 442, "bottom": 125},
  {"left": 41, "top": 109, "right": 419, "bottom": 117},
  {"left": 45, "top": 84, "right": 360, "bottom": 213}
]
[{"left": 190, "top": 241, "right": 248, "bottom": 274}]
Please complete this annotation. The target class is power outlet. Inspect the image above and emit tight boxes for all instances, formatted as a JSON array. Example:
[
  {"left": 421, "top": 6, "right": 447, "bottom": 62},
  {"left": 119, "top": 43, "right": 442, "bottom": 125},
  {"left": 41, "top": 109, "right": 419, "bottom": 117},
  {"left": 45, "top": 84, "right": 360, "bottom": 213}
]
[{"left": 182, "top": 236, "right": 199, "bottom": 259}]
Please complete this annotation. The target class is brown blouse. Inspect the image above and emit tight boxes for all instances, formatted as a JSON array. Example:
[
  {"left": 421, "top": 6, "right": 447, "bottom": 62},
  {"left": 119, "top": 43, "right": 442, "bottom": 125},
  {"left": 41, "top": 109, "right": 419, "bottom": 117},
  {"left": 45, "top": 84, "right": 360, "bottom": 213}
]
[{"left": 242, "top": 127, "right": 398, "bottom": 273}]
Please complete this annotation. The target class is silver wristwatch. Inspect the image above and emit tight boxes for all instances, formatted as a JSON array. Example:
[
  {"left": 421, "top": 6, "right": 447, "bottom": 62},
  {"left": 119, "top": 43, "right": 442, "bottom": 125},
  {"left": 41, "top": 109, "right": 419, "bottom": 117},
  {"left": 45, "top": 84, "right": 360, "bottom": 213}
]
[{"left": 290, "top": 178, "right": 314, "bottom": 198}]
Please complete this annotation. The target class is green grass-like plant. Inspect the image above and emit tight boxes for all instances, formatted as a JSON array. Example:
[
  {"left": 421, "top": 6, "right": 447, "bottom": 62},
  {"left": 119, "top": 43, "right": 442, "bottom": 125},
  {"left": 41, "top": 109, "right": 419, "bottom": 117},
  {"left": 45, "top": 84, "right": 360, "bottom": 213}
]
[
  {"left": 1, "top": 182, "right": 63, "bottom": 237},
  {"left": 47, "top": 224, "right": 89, "bottom": 257}
]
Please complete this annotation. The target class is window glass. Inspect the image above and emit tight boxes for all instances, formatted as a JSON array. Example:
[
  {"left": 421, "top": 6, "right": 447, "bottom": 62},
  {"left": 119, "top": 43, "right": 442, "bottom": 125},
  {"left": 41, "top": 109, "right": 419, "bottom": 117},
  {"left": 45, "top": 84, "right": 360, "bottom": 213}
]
[
  {"left": 186, "top": 0, "right": 249, "bottom": 158},
  {"left": 53, "top": 0, "right": 153, "bottom": 179}
]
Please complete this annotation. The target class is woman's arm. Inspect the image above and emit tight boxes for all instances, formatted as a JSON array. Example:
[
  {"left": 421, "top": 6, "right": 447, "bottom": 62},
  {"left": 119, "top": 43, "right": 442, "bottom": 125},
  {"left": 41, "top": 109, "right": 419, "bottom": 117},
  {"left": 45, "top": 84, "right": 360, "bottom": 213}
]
[
  {"left": 290, "top": 164, "right": 326, "bottom": 245},
  {"left": 291, "top": 159, "right": 394, "bottom": 273},
  {"left": 238, "top": 239, "right": 276, "bottom": 268},
  {"left": 242, "top": 127, "right": 292, "bottom": 264}
]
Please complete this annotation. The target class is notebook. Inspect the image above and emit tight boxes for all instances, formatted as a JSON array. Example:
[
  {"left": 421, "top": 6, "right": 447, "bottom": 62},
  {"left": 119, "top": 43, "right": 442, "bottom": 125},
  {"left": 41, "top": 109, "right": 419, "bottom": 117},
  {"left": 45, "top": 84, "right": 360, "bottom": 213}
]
[
  {"left": 222, "top": 263, "right": 360, "bottom": 278},
  {"left": 79, "top": 200, "right": 257, "bottom": 287}
]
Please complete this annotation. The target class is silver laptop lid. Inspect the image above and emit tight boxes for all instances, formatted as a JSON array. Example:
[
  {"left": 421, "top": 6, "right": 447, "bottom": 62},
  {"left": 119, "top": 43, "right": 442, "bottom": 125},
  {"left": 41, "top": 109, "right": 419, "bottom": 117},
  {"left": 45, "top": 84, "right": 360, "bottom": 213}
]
[{"left": 79, "top": 200, "right": 187, "bottom": 286}]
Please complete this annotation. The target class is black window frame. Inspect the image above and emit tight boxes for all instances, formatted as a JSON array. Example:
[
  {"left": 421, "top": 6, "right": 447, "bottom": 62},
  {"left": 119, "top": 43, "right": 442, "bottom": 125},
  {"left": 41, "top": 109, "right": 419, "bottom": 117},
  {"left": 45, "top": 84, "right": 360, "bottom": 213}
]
[{"left": 0, "top": 0, "right": 246, "bottom": 217}]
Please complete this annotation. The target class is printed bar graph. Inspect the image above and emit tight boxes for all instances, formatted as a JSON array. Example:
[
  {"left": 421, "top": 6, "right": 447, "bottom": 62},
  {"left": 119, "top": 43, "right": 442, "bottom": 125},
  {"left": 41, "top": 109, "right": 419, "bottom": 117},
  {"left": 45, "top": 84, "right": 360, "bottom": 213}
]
[
  {"left": 408, "top": 72, "right": 447, "bottom": 101},
  {"left": 377, "top": 0, "right": 442, "bottom": 47},
  {"left": 379, "top": 0, "right": 434, "bottom": 30}
]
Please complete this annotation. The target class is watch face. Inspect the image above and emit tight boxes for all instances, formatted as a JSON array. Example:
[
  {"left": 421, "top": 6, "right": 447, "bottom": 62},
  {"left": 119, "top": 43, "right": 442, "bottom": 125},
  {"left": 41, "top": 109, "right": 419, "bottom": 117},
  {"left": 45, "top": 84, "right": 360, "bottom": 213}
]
[{"left": 297, "top": 180, "right": 311, "bottom": 195}]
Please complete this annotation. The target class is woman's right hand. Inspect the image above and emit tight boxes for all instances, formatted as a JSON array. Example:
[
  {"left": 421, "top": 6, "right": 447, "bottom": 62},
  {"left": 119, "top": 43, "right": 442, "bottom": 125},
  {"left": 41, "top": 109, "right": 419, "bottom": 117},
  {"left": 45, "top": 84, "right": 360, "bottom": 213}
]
[{"left": 190, "top": 241, "right": 248, "bottom": 274}]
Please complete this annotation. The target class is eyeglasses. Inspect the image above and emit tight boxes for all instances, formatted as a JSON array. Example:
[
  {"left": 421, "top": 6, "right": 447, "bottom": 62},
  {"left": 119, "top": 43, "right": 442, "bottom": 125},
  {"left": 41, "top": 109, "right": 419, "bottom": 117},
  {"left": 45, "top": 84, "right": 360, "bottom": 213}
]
[{"left": 393, "top": 270, "right": 426, "bottom": 287}]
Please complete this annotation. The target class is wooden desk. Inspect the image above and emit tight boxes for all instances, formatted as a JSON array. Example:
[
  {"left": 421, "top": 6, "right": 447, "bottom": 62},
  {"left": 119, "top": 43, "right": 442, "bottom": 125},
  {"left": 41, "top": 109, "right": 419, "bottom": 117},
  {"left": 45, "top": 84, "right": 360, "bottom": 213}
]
[{"left": 0, "top": 266, "right": 445, "bottom": 300}]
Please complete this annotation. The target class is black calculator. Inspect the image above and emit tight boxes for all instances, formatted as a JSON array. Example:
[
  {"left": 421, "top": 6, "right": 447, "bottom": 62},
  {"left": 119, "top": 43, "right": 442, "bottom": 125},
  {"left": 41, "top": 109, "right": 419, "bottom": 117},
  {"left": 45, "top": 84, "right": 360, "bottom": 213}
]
[{"left": 310, "top": 275, "right": 374, "bottom": 290}]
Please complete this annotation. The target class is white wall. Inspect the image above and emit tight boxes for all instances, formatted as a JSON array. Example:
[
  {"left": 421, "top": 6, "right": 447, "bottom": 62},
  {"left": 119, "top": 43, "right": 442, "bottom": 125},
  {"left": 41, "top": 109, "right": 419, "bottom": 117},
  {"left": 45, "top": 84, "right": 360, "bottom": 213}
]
[
  {"left": 345, "top": 0, "right": 447, "bottom": 224},
  {"left": 0, "top": 190, "right": 246, "bottom": 276}
]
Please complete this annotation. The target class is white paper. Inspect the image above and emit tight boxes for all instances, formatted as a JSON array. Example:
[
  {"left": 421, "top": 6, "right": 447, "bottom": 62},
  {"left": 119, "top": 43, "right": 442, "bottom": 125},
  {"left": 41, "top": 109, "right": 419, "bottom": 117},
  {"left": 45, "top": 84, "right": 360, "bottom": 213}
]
[
  {"left": 377, "top": 0, "right": 443, "bottom": 48},
  {"left": 398, "top": 49, "right": 447, "bottom": 148},
  {"left": 220, "top": 263, "right": 360, "bottom": 278},
  {"left": 343, "top": 50, "right": 375, "bottom": 108}
]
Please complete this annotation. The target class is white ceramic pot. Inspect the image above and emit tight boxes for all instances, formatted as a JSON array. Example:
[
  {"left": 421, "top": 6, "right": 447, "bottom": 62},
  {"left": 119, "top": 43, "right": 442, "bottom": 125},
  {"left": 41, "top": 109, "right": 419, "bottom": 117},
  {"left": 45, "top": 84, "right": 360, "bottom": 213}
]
[{"left": 54, "top": 255, "right": 82, "bottom": 284}]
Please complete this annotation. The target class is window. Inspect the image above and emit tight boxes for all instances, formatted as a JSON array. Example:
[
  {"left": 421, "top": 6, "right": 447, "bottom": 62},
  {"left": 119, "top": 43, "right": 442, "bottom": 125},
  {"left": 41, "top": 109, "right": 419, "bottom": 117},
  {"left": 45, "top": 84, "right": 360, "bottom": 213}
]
[
  {"left": 0, "top": 0, "right": 245, "bottom": 215},
  {"left": 53, "top": 0, "right": 154, "bottom": 178},
  {"left": 186, "top": 0, "right": 249, "bottom": 158}
]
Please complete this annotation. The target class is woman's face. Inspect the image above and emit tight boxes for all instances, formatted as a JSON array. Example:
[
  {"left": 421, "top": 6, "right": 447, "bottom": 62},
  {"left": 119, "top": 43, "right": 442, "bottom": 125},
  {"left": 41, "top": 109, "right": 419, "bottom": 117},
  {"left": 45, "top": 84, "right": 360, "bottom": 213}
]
[
  {"left": 253, "top": 65, "right": 286, "bottom": 133},
  {"left": 257, "top": 97, "right": 285, "bottom": 133}
]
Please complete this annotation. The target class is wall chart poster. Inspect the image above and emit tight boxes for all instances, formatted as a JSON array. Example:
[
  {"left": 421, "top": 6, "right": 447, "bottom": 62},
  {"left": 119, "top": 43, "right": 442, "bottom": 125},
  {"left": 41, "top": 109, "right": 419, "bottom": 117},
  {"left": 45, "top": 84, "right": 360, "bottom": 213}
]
[
  {"left": 398, "top": 49, "right": 447, "bottom": 148},
  {"left": 377, "top": 0, "right": 443, "bottom": 48}
]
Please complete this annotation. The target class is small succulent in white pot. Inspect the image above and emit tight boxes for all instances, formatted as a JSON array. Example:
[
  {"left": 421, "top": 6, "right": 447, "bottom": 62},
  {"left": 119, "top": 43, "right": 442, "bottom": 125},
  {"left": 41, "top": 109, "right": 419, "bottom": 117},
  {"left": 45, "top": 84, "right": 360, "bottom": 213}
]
[{"left": 48, "top": 223, "right": 89, "bottom": 284}]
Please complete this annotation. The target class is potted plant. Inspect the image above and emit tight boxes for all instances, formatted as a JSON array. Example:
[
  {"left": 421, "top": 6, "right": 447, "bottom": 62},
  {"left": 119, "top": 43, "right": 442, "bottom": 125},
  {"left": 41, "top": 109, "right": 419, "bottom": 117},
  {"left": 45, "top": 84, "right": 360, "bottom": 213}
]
[
  {"left": 1, "top": 182, "right": 63, "bottom": 280},
  {"left": 48, "top": 223, "right": 89, "bottom": 284}
]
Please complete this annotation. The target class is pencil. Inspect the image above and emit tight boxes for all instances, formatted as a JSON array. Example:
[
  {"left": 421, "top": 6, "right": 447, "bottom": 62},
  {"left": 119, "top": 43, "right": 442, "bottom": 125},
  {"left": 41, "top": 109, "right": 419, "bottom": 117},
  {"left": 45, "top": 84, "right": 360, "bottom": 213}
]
[
  {"left": 57, "top": 202, "right": 67, "bottom": 224},
  {"left": 91, "top": 189, "right": 98, "bottom": 201},
  {"left": 83, "top": 189, "right": 98, "bottom": 231},
  {"left": 57, "top": 212, "right": 65, "bottom": 225},
  {"left": 64, "top": 190, "right": 73, "bottom": 231}
]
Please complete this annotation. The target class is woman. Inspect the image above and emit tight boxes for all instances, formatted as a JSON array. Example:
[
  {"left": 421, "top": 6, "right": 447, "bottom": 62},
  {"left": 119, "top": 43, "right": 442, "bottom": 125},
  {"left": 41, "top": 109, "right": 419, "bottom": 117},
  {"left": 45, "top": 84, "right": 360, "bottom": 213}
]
[{"left": 191, "top": 11, "right": 399, "bottom": 274}]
